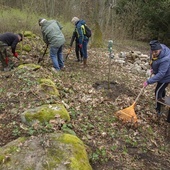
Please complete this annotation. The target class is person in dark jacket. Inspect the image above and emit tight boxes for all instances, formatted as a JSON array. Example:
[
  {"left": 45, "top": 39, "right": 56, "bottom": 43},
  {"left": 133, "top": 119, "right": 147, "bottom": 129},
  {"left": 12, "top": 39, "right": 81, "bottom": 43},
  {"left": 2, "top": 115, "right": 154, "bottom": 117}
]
[
  {"left": 70, "top": 29, "right": 83, "bottom": 62},
  {"left": 0, "top": 32, "right": 22, "bottom": 71},
  {"left": 71, "top": 17, "right": 89, "bottom": 67},
  {"left": 39, "top": 18, "right": 65, "bottom": 71},
  {"left": 143, "top": 40, "right": 170, "bottom": 121}
]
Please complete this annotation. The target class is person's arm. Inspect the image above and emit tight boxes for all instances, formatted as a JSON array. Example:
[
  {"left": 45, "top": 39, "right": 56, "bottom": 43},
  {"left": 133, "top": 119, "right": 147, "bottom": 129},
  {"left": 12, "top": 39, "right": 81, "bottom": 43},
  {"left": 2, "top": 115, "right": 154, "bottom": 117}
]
[
  {"left": 70, "top": 31, "right": 76, "bottom": 47},
  {"left": 147, "top": 60, "right": 170, "bottom": 84},
  {"left": 11, "top": 38, "right": 19, "bottom": 54}
]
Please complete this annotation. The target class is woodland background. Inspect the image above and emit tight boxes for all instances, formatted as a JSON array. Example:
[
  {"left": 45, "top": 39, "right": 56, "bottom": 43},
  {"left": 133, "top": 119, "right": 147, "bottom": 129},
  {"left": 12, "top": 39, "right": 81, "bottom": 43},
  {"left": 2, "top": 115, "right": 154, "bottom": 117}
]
[
  {"left": 1, "top": 1, "right": 170, "bottom": 169},
  {"left": 0, "top": 0, "right": 170, "bottom": 46}
]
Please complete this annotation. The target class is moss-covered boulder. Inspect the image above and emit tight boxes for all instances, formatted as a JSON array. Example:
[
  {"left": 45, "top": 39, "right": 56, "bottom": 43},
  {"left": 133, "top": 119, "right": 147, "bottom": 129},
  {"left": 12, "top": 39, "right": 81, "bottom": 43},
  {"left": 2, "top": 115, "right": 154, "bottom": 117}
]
[
  {"left": 21, "top": 104, "right": 70, "bottom": 125},
  {"left": 0, "top": 133, "right": 92, "bottom": 170},
  {"left": 22, "top": 44, "right": 32, "bottom": 52},
  {"left": 18, "top": 63, "right": 41, "bottom": 71},
  {"left": 23, "top": 31, "right": 36, "bottom": 38},
  {"left": 39, "top": 78, "right": 60, "bottom": 96}
]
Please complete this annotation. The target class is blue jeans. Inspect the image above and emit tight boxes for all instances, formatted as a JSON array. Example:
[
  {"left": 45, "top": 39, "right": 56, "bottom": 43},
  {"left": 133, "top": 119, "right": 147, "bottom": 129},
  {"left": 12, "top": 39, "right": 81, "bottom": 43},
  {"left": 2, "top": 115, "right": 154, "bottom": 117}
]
[
  {"left": 81, "top": 38, "right": 89, "bottom": 59},
  {"left": 50, "top": 46, "right": 64, "bottom": 70}
]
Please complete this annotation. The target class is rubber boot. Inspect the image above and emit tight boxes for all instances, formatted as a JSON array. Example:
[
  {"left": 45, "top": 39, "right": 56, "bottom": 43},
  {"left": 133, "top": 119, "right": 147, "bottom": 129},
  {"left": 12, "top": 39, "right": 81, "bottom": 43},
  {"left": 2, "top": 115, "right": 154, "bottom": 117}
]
[
  {"left": 167, "top": 109, "right": 170, "bottom": 123},
  {"left": 83, "top": 58, "right": 87, "bottom": 68}
]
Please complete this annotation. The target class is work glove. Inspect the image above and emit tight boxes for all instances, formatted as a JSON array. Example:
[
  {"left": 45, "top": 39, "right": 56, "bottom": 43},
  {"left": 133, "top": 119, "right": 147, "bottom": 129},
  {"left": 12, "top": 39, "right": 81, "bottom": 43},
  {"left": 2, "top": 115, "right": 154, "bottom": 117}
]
[
  {"left": 143, "top": 81, "right": 148, "bottom": 88},
  {"left": 13, "top": 52, "right": 18, "bottom": 58},
  {"left": 79, "top": 44, "right": 82, "bottom": 48},
  {"left": 5, "top": 56, "right": 9, "bottom": 65}
]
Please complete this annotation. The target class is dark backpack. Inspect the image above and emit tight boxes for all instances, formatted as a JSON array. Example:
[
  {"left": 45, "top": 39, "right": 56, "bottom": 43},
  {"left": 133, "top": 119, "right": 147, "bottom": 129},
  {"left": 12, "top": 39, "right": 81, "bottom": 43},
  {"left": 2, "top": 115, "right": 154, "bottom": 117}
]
[{"left": 83, "top": 24, "right": 92, "bottom": 38}]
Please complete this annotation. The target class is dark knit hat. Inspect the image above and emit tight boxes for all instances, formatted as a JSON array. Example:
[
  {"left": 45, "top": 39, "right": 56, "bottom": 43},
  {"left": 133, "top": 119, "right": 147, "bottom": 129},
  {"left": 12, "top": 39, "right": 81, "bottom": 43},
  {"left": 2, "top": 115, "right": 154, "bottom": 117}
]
[{"left": 149, "top": 40, "right": 162, "bottom": 51}]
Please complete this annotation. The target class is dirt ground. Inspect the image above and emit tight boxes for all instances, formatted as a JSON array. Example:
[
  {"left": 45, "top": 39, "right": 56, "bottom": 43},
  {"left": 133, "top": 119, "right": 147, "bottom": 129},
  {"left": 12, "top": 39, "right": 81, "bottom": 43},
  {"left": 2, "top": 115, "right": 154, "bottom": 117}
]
[{"left": 0, "top": 48, "right": 170, "bottom": 170}]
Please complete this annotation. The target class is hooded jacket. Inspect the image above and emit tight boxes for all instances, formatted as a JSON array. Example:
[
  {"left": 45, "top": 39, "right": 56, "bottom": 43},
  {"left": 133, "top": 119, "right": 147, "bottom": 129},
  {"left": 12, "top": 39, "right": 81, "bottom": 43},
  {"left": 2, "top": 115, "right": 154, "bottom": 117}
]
[
  {"left": 40, "top": 20, "right": 65, "bottom": 47},
  {"left": 147, "top": 44, "right": 170, "bottom": 84},
  {"left": 75, "top": 20, "right": 87, "bottom": 45}
]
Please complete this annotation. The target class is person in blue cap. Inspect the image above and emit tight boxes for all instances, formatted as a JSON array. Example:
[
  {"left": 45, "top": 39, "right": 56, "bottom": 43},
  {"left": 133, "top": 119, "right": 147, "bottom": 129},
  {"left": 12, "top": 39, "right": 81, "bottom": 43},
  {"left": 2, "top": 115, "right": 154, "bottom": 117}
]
[{"left": 143, "top": 40, "right": 170, "bottom": 121}]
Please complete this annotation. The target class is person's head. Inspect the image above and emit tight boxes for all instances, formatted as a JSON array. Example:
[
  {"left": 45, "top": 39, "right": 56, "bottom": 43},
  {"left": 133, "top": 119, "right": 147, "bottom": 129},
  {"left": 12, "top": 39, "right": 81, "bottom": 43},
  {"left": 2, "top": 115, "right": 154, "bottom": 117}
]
[
  {"left": 149, "top": 40, "right": 162, "bottom": 57},
  {"left": 38, "top": 18, "right": 46, "bottom": 26},
  {"left": 18, "top": 33, "right": 23, "bottom": 41},
  {"left": 71, "top": 17, "right": 79, "bottom": 25}
]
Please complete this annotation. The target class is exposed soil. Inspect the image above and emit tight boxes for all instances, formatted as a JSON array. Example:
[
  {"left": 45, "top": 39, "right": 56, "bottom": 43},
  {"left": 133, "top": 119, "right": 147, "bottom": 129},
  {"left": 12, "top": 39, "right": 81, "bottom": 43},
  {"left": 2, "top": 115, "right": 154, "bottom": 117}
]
[{"left": 0, "top": 47, "right": 170, "bottom": 170}]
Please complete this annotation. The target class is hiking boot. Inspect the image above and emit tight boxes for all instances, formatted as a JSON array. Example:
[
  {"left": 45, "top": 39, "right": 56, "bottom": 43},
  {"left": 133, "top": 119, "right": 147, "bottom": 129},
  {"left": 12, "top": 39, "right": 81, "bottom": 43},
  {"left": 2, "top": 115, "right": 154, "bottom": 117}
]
[
  {"left": 156, "top": 111, "right": 162, "bottom": 121},
  {"left": 75, "top": 59, "right": 80, "bottom": 62},
  {"left": 3, "top": 67, "right": 11, "bottom": 72},
  {"left": 83, "top": 58, "right": 87, "bottom": 68},
  {"left": 167, "top": 110, "right": 170, "bottom": 123},
  {"left": 61, "top": 66, "right": 65, "bottom": 71},
  {"left": 51, "top": 67, "right": 59, "bottom": 73}
]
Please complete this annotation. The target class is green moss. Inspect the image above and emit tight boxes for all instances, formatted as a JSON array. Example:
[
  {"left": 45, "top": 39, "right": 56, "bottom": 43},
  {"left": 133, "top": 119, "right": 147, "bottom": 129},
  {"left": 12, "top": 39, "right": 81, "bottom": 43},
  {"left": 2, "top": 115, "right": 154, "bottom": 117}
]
[
  {"left": 24, "top": 31, "right": 36, "bottom": 38},
  {"left": 58, "top": 134, "right": 92, "bottom": 170},
  {"left": 0, "top": 137, "right": 26, "bottom": 165},
  {"left": 22, "top": 44, "right": 32, "bottom": 52},
  {"left": 91, "top": 22, "right": 104, "bottom": 48},
  {"left": 0, "top": 154, "right": 5, "bottom": 164},
  {"left": 42, "top": 133, "right": 92, "bottom": 169},
  {"left": 43, "top": 148, "right": 64, "bottom": 168},
  {"left": 39, "top": 79, "right": 59, "bottom": 96},
  {"left": 24, "top": 104, "right": 70, "bottom": 124},
  {"left": 18, "top": 64, "right": 41, "bottom": 70}
]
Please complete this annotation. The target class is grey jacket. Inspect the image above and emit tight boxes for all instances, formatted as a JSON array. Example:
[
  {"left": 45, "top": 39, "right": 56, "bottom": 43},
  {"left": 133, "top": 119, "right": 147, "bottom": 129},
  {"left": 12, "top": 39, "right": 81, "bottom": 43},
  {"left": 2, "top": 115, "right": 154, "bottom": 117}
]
[{"left": 41, "top": 20, "right": 65, "bottom": 47}]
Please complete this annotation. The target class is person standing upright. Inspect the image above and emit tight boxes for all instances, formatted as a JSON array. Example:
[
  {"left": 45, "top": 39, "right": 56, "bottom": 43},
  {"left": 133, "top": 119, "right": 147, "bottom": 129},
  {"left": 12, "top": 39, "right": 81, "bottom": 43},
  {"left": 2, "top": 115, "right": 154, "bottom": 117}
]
[
  {"left": 70, "top": 29, "right": 83, "bottom": 62},
  {"left": 71, "top": 17, "right": 89, "bottom": 67},
  {"left": 38, "top": 18, "right": 65, "bottom": 71}
]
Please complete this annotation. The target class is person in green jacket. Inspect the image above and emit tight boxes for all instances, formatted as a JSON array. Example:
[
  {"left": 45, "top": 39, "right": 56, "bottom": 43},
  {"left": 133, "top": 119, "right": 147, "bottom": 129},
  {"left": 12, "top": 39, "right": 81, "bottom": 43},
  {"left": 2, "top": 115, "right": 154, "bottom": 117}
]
[{"left": 38, "top": 18, "right": 65, "bottom": 71}]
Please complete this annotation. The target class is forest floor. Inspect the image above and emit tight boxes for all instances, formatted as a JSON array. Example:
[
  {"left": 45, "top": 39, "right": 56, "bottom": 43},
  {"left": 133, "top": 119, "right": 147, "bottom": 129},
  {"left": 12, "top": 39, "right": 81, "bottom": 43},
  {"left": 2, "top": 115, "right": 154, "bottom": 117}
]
[{"left": 0, "top": 46, "right": 170, "bottom": 170}]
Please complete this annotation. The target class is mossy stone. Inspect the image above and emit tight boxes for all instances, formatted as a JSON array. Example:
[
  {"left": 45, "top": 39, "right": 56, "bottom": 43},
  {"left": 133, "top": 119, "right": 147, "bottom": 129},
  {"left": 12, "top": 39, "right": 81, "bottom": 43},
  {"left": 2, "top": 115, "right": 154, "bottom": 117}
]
[
  {"left": 39, "top": 79, "right": 60, "bottom": 96},
  {"left": 21, "top": 104, "right": 70, "bottom": 125}
]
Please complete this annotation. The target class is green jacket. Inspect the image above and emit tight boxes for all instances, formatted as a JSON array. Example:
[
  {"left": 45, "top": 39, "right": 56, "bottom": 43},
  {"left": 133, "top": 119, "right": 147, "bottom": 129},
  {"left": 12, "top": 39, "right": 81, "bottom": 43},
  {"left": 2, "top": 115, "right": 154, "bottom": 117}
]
[{"left": 41, "top": 20, "right": 65, "bottom": 47}]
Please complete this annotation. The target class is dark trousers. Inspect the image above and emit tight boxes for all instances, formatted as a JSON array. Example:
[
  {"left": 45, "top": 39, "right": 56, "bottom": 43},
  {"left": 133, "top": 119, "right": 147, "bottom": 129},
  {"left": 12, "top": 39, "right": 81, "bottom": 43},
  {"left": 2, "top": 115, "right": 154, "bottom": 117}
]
[
  {"left": 167, "top": 110, "right": 170, "bottom": 123},
  {"left": 0, "top": 49, "right": 8, "bottom": 68},
  {"left": 75, "top": 42, "right": 83, "bottom": 61},
  {"left": 155, "top": 82, "right": 169, "bottom": 113},
  {"left": 81, "top": 38, "right": 89, "bottom": 59}
]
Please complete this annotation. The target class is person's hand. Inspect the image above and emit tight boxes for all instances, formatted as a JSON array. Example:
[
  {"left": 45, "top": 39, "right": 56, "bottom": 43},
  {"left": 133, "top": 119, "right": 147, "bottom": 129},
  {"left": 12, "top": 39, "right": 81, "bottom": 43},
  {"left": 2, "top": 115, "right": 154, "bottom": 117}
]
[
  {"left": 143, "top": 81, "right": 148, "bottom": 88},
  {"left": 79, "top": 44, "right": 82, "bottom": 48},
  {"left": 146, "top": 69, "right": 153, "bottom": 78},
  {"left": 13, "top": 52, "right": 18, "bottom": 58}
]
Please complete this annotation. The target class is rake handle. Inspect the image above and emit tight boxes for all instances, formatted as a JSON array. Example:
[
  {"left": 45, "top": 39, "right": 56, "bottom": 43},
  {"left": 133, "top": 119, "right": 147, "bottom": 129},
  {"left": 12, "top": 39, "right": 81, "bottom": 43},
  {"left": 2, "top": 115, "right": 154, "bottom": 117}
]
[{"left": 134, "top": 86, "right": 145, "bottom": 104}]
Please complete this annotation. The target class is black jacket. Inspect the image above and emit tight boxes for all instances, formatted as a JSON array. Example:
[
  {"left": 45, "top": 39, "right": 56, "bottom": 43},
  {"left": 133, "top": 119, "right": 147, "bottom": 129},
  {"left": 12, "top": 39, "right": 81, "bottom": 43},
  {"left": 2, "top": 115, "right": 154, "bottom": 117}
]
[
  {"left": 0, "top": 32, "right": 20, "bottom": 53},
  {"left": 70, "top": 29, "right": 79, "bottom": 47}
]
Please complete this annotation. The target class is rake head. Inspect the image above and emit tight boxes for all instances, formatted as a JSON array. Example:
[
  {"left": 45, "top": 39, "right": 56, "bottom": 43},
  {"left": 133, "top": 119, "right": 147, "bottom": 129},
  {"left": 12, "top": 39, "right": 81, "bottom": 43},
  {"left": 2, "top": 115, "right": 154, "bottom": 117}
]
[{"left": 115, "top": 102, "right": 137, "bottom": 123}]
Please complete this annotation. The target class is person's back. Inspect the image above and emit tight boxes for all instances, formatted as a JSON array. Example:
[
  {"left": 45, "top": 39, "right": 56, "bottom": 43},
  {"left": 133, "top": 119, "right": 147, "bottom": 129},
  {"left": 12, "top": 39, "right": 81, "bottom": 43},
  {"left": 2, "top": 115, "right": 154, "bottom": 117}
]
[
  {"left": 39, "top": 18, "right": 65, "bottom": 71},
  {"left": 0, "top": 32, "right": 22, "bottom": 71},
  {"left": 40, "top": 20, "right": 65, "bottom": 47},
  {"left": 0, "top": 32, "right": 22, "bottom": 53}
]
